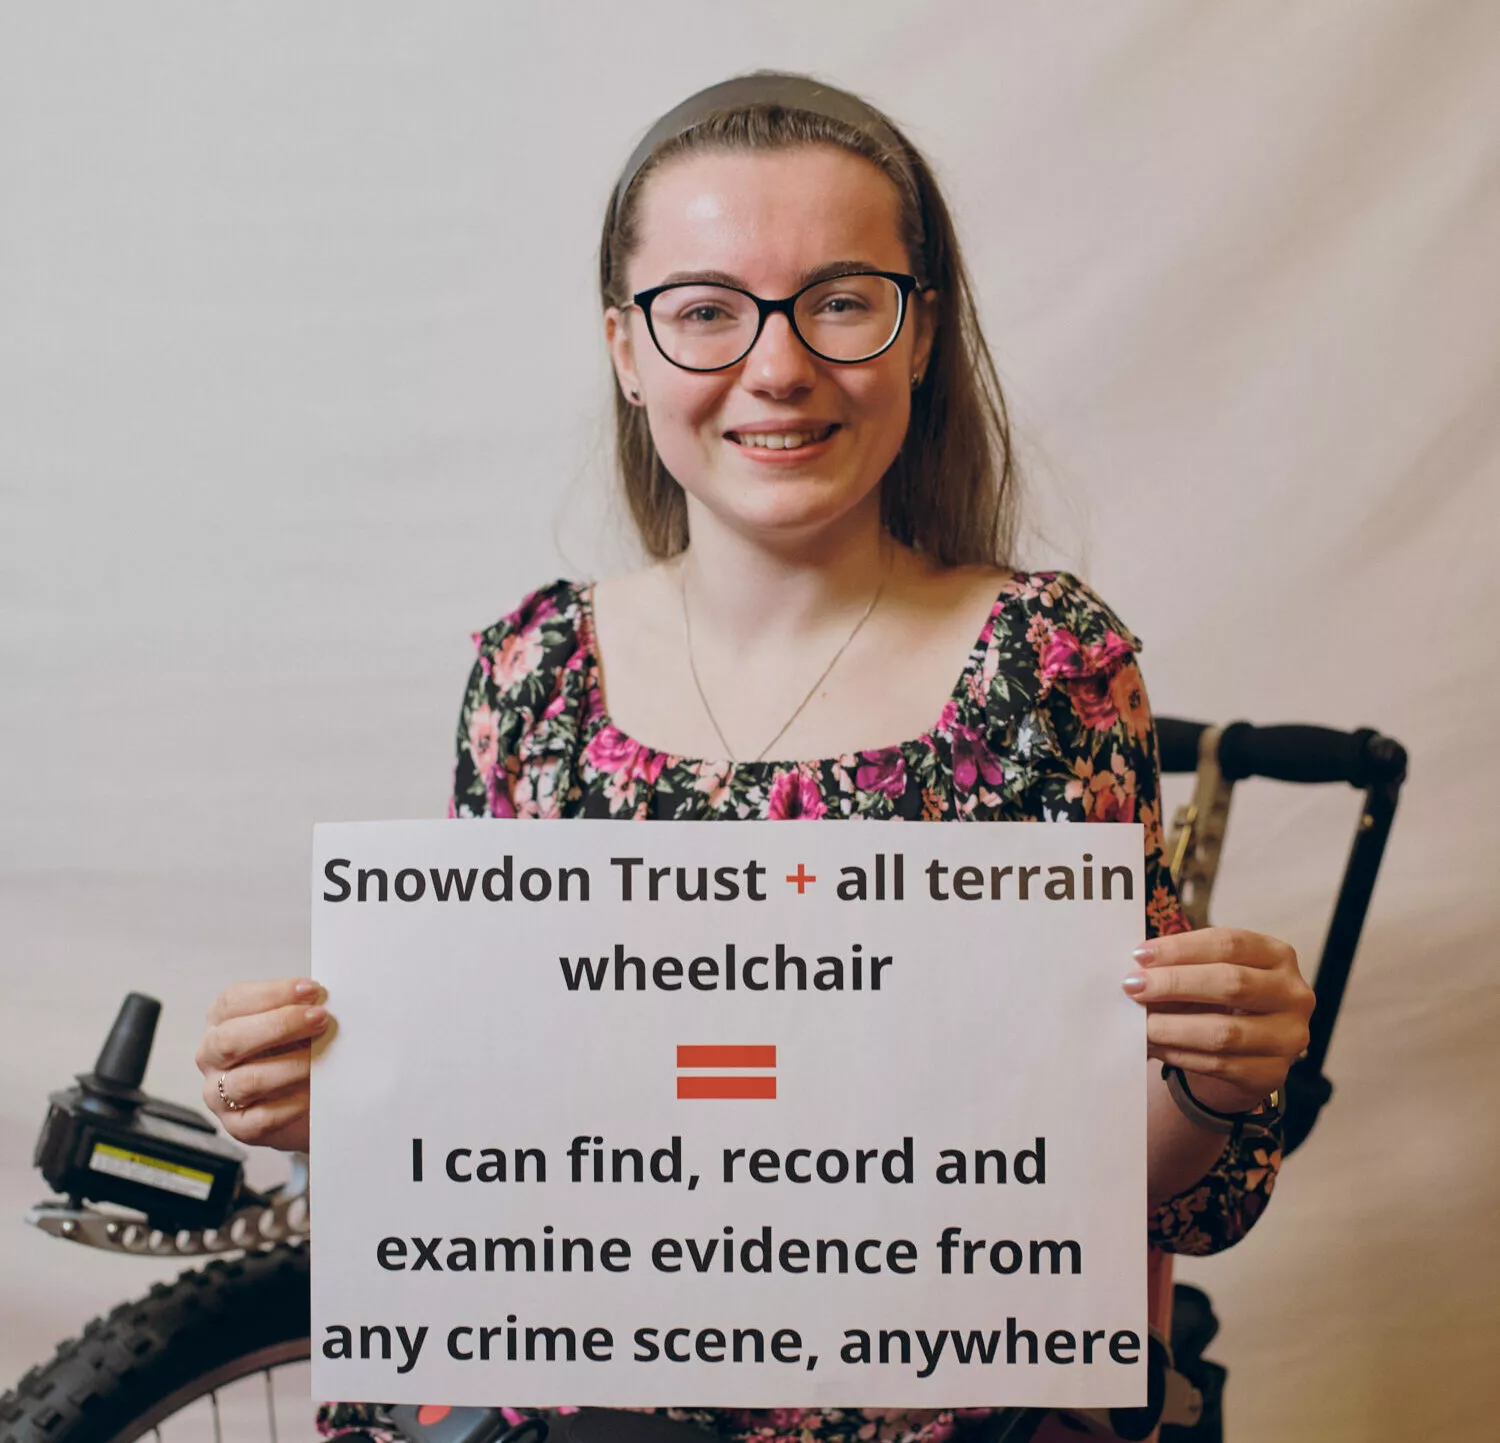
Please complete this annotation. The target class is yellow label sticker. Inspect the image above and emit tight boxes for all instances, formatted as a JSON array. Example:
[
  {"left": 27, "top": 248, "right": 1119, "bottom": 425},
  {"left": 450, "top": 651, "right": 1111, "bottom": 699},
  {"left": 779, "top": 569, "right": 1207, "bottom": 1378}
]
[{"left": 88, "top": 1142, "right": 215, "bottom": 1201}]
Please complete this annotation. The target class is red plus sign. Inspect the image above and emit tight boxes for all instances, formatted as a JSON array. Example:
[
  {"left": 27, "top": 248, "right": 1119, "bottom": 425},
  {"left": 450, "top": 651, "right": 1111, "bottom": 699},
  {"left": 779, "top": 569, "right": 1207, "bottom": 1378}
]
[{"left": 785, "top": 864, "right": 817, "bottom": 893}]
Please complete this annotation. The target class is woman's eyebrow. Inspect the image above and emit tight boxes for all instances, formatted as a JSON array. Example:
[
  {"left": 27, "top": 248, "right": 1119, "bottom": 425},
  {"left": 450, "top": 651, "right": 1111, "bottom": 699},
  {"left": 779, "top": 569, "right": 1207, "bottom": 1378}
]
[{"left": 653, "top": 260, "right": 884, "bottom": 291}]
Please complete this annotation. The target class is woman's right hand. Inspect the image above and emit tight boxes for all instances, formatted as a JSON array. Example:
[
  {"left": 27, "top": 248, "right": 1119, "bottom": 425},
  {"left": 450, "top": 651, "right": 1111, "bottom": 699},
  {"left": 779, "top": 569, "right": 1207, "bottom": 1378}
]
[{"left": 196, "top": 978, "right": 331, "bottom": 1152}]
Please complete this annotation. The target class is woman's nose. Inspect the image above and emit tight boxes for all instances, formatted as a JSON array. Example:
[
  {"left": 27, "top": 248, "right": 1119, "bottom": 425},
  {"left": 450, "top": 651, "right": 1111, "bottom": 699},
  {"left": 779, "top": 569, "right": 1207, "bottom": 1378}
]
[{"left": 742, "top": 312, "right": 818, "bottom": 397}]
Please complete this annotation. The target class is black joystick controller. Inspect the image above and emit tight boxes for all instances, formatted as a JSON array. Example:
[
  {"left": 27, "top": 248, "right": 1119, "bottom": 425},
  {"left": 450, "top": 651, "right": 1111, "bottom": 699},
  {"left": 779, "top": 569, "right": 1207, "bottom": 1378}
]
[{"left": 33, "top": 993, "right": 247, "bottom": 1230}]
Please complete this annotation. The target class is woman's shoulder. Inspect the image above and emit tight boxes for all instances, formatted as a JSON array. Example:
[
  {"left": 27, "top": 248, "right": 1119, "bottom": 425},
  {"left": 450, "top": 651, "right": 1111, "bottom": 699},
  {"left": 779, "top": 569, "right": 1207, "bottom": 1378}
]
[
  {"left": 970, "top": 568, "right": 1152, "bottom": 745},
  {"left": 996, "top": 568, "right": 1144, "bottom": 655},
  {"left": 472, "top": 577, "right": 589, "bottom": 653},
  {"left": 452, "top": 579, "right": 594, "bottom": 819},
  {"left": 462, "top": 577, "right": 595, "bottom": 721}
]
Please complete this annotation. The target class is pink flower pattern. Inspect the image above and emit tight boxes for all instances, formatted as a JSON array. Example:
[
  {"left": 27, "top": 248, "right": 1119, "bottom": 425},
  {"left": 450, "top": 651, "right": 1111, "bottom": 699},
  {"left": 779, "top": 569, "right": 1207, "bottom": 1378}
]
[
  {"left": 1036, "top": 624, "right": 1137, "bottom": 732},
  {"left": 466, "top": 703, "right": 499, "bottom": 779},
  {"left": 767, "top": 767, "right": 829, "bottom": 818},
  {"left": 950, "top": 723, "right": 1005, "bottom": 793},
  {"left": 855, "top": 746, "right": 907, "bottom": 798}
]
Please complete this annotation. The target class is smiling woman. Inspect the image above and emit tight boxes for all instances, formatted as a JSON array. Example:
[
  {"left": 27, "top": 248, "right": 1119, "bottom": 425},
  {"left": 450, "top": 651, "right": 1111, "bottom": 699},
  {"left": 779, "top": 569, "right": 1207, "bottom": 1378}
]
[
  {"left": 603, "top": 144, "right": 935, "bottom": 562},
  {"left": 193, "top": 67, "right": 1315, "bottom": 1443},
  {"left": 596, "top": 72, "right": 1014, "bottom": 584}
]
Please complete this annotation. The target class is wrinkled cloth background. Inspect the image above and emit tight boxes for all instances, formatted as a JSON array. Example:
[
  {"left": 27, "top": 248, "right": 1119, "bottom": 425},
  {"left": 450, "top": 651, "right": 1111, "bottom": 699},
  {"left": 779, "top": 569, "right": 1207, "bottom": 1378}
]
[{"left": 2, "top": 4, "right": 1496, "bottom": 1440}]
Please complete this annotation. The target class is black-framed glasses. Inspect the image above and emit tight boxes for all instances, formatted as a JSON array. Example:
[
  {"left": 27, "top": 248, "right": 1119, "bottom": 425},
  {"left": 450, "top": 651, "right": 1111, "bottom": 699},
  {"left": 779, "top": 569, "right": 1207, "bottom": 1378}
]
[{"left": 626, "top": 270, "right": 921, "bottom": 373}]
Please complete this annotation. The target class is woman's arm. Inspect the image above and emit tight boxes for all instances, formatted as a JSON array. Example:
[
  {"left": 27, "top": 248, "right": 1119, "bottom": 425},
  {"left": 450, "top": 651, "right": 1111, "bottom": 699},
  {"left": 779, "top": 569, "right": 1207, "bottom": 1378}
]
[
  {"left": 1017, "top": 571, "right": 1309, "bottom": 1250},
  {"left": 1146, "top": 1069, "right": 1230, "bottom": 1206}
]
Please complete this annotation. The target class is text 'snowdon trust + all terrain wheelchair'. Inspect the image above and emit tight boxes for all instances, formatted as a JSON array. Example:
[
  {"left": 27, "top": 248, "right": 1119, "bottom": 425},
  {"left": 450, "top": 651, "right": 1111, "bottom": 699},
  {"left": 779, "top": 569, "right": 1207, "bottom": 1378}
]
[{"left": 0, "top": 715, "right": 1407, "bottom": 1443}]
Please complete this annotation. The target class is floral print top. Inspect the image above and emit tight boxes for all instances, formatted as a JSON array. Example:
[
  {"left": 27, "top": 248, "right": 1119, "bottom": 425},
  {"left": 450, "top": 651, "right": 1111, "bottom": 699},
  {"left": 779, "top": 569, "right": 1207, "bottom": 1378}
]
[{"left": 319, "top": 568, "right": 1280, "bottom": 1443}]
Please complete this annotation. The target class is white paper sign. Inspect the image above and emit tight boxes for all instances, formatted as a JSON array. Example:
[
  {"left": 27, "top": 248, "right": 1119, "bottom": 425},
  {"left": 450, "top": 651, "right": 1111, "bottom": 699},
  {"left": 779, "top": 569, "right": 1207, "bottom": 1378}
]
[{"left": 311, "top": 819, "right": 1147, "bottom": 1409}]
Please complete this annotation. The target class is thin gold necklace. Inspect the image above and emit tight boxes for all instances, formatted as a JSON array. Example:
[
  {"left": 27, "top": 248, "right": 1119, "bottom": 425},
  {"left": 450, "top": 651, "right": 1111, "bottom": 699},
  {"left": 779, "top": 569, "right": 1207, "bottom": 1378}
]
[{"left": 679, "top": 547, "right": 892, "bottom": 764}]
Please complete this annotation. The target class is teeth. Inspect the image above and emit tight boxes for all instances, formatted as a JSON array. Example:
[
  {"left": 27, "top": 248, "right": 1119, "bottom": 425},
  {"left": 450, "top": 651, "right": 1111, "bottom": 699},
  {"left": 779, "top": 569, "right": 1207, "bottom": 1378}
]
[{"left": 733, "top": 427, "right": 833, "bottom": 450}]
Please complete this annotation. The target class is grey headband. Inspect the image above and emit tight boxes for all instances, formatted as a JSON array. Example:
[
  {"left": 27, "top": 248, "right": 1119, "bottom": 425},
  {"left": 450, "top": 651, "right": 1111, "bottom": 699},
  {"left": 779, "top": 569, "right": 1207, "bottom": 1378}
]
[{"left": 613, "top": 70, "right": 907, "bottom": 216}]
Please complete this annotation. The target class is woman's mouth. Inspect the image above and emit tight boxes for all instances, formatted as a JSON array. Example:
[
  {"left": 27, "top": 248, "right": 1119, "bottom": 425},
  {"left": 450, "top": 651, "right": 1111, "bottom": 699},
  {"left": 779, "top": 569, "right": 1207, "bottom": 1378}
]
[{"left": 726, "top": 424, "right": 839, "bottom": 452}]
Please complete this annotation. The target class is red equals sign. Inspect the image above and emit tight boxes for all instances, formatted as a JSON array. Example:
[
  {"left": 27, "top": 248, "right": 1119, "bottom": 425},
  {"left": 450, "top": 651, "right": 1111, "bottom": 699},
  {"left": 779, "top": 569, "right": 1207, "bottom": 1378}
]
[{"left": 676, "top": 1045, "right": 777, "bottom": 1100}]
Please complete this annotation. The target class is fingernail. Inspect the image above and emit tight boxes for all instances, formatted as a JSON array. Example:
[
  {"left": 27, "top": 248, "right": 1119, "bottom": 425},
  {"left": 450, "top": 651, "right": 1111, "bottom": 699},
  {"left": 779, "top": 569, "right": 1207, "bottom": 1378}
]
[
  {"left": 305, "top": 1006, "right": 328, "bottom": 1025},
  {"left": 1121, "top": 974, "right": 1147, "bottom": 995},
  {"left": 1132, "top": 945, "right": 1158, "bottom": 965},
  {"left": 294, "top": 979, "right": 321, "bottom": 998}
]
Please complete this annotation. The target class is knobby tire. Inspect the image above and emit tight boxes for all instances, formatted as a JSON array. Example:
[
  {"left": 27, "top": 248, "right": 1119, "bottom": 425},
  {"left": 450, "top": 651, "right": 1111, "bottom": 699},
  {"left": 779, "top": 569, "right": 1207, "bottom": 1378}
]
[{"left": 0, "top": 1241, "right": 310, "bottom": 1443}]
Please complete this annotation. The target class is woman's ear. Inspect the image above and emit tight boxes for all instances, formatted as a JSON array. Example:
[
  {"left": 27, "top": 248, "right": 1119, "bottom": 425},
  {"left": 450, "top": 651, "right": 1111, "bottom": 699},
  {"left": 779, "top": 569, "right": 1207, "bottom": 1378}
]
[
  {"left": 912, "top": 288, "right": 939, "bottom": 386},
  {"left": 604, "top": 307, "right": 644, "bottom": 404}
]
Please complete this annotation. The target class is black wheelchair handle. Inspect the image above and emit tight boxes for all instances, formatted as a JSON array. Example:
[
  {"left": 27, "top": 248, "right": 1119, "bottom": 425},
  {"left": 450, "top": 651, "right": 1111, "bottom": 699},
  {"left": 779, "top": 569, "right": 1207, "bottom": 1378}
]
[
  {"left": 1155, "top": 717, "right": 1208, "bottom": 775},
  {"left": 1157, "top": 717, "right": 1408, "bottom": 789},
  {"left": 1218, "top": 721, "right": 1407, "bottom": 787}
]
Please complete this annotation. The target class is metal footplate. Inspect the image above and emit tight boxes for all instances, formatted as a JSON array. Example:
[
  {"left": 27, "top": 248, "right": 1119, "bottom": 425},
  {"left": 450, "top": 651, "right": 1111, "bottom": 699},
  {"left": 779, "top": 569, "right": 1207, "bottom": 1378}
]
[{"left": 26, "top": 1154, "right": 309, "bottom": 1256}]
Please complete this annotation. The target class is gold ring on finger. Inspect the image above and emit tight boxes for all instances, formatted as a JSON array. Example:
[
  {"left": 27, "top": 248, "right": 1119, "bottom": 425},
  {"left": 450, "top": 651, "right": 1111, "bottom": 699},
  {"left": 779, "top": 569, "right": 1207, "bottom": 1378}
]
[{"left": 217, "top": 1072, "right": 244, "bottom": 1112}]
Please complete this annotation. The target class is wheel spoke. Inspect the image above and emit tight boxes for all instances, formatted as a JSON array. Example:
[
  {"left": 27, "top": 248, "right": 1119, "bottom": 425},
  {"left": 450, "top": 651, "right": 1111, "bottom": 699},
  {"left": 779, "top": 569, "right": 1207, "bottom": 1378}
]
[{"left": 265, "top": 1368, "right": 280, "bottom": 1443}]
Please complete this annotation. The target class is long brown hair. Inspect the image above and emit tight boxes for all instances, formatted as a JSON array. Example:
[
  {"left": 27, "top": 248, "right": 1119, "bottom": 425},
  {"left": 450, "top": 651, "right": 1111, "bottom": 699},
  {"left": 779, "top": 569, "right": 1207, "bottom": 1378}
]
[{"left": 599, "top": 85, "right": 1021, "bottom": 567}]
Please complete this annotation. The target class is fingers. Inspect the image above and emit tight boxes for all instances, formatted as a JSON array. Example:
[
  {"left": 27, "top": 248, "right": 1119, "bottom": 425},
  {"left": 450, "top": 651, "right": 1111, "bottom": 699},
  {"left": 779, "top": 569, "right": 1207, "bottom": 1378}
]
[
  {"left": 206, "top": 978, "right": 323, "bottom": 1026},
  {"left": 1145, "top": 1008, "right": 1310, "bottom": 1060},
  {"left": 1134, "top": 927, "right": 1298, "bottom": 973},
  {"left": 204, "top": 1051, "right": 311, "bottom": 1117},
  {"left": 213, "top": 1084, "right": 311, "bottom": 1150},
  {"left": 1127, "top": 928, "right": 1314, "bottom": 1102},
  {"left": 1122, "top": 954, "right": 1308, "bottom": 1014},
  {"left": 196, "top": 979, "right": 326, "bottom": 1152},
  {"left": 1125, "top": 928, "right": 1314, "bottom": 1019},
  {"left": 1147, "top": 1047, "right": 1288, "bottom": 1101},
  {"left": 196, "top": 1002, "right": 330, "bottom": 1075}
]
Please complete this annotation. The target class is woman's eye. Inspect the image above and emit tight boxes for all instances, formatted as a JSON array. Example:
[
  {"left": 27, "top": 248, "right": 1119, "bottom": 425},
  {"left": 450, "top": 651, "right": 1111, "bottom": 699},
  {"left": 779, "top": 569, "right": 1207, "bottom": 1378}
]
[
  {"left": 817, "top": 295, "right": 870, "bottom": 315},
  {"left": 682, "top": 305, "right": 726, "bottom": 324}
]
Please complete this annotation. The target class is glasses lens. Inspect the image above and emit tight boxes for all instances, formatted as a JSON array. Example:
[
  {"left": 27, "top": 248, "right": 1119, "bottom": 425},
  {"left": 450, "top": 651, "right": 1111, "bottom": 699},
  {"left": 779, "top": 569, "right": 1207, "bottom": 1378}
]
[
  {"left": 648, "top": 285, "right": 759, "bottom": 370},
  {"left": 795, "top": 274, "right": 902, "bottom": 361}
]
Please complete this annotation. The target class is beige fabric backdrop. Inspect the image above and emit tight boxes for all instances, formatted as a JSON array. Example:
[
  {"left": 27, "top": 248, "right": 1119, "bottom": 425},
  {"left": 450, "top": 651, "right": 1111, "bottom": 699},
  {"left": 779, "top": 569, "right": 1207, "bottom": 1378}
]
[{"left": 2, "top": 3, "right": 1497, "bottom": 1439}]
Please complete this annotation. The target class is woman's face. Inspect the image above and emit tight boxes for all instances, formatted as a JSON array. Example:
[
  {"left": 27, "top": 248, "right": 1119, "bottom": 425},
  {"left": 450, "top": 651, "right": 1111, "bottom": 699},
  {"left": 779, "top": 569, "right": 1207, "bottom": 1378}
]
[{"left": 605, "top": 145, "right": 934, "bottom": 548}]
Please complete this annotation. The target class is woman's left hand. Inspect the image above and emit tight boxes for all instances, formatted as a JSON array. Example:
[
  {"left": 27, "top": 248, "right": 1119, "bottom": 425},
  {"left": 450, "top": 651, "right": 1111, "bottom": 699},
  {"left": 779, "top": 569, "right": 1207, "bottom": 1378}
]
[{"left": 1123, "top": 927, "right": 1315, "bottom": 1110}]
